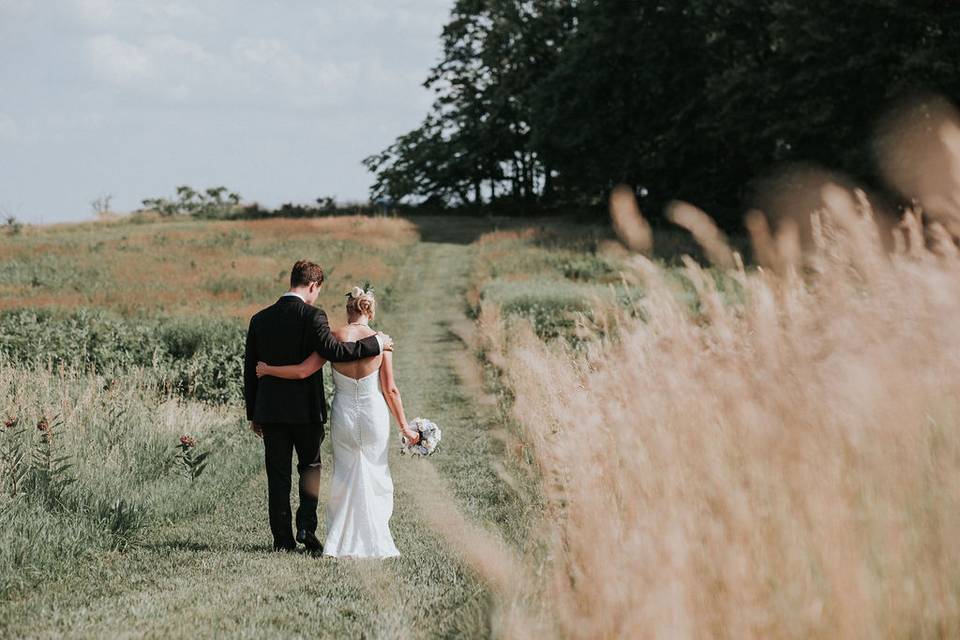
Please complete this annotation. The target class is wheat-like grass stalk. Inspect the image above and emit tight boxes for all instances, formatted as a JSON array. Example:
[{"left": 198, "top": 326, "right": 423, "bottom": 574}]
[{"left": 434, "top": 99, "right": 960, "bottom": 638}]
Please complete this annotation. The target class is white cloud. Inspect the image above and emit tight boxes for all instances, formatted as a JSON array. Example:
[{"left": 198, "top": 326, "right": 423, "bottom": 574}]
[
  {"left": 140, "top": 1, "right": 206, "bottom": 23},
  {"left": 85, "top": 33, "right": 226, "bottom": 101},
  {"left": 86, "top": 34, "right": 151, "bottom": 85},
  {"left": 312, "top": 0, "right": 448, "bottom": 35},
  {"left": 72, "top": 0, "right": 207, "bottom": 29},
  {"left": 86, "top": 30, "right": 365, "bottom": 108},
  {"left": 0, "top": 0, "right": 31, "bottom": 15},
  {"left": 73, "top": 0, "right": 116, "bottom": 23},
  {"left": 0, "top": 0, "right": 452, "bottom": 222},
  {"left": 232, "top": 37, "right": 357, "bottom": 106},
  {"left": 0, "top": 113, "right": 18, "bottom": 140}
]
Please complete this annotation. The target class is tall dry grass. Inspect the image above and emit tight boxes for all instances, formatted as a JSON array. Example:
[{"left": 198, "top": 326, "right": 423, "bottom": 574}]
[{"left": 431, "top": 100, "right": 960, "bottom": 638}]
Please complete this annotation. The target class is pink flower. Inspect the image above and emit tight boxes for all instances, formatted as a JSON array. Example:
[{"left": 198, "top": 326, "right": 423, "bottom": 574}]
[
  {"left": 36, "top": 417, "right": 49, "bottom": 432},
  {"left": 179, "top": 435, "right": 197, "bottom": 448}
]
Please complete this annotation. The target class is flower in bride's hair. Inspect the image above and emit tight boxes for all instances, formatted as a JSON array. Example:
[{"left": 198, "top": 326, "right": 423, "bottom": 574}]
[{"left": 350, "top": 286, "right": 364, "bottom": 299}]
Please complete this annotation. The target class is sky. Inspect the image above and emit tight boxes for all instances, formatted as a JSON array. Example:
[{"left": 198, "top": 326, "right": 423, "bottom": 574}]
[{"left": 0, "top": 0, "right": 451, "bottom": 223}]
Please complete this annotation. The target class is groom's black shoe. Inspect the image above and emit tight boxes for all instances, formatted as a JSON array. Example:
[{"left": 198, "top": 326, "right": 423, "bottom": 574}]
[
  {"left": 273, "top": 539, "right": 296, "bottom": 552},
  {"left": 296, "top": 529, "right": 323, "bottom": 552}
]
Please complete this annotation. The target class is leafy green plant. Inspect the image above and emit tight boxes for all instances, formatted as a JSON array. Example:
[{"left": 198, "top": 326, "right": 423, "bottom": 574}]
[
  {"left": 481, "top": 279, "right": 627, "bottom": 342},
  {"left": 174, "top": 435, "right": 209, "bottom": 481},
  {"left": 29, "top": 415, "right": 76, "bottom": 508},
  {"left": 0, "top": 309, "right": 245, "bottom": 404},
  {"left": 555, "top": 255, "right": 615, "bottom": 282},
  {"left": 0, "top": 416, "right": 27, "bottom": 499},
  {"left": 97, "top": 497, "right": 145, "bottom": 551}
]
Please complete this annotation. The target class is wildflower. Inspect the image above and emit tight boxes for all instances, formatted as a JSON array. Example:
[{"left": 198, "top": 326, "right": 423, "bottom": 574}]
[
  {"left": 2, "top": 416, "right": 15, "bottom": 430},
  {"left": 174, "top": 435, "right": 209, "bottom": 481},
  {"left": 36, "top": 416, "right": 53, "bottom": 444}
]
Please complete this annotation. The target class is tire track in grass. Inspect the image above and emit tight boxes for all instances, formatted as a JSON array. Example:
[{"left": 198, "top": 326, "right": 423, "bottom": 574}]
[{"left": 354, "top": 241, "right": 510, "bottom": 639}]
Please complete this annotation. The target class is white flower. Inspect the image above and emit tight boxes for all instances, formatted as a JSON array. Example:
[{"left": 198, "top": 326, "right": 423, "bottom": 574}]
[
  {"left": 350, "top": 286, "right": 364, "bottom": 299},
  {"left": 399, "top": 417, "right": 442, "bottom": 457}
]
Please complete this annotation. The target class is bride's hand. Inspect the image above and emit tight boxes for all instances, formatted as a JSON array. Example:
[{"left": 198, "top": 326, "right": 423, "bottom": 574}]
[
  {"left": 402, "top": 426, "right": 420, "bottom": 445},
  {"left": 256, "top": 361, "right": 268, "bottom": 378}
]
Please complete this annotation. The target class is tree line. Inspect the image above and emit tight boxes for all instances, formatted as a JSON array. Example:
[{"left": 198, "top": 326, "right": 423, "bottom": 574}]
[
  {"left": 364, "top": 0, "right": 960, "bottom": 229},
  {"left": 137, "top": 187, "right": 388, "bottom": 220}
]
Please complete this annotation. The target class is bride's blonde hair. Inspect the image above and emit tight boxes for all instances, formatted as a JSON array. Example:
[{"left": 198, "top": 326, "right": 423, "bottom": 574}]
[{"left": 345, "top": 285, "right": 376, "bottom": 320}]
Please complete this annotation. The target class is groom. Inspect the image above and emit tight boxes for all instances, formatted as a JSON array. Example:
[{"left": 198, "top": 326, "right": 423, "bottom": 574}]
[{"left": 243, "top": 260, "right": 392, "bottom": 552}]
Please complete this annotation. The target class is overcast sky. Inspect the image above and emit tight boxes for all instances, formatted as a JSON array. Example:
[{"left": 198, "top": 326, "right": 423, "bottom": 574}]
[{"left": 0, "top": 0, "right": 451, "bottom": 223}]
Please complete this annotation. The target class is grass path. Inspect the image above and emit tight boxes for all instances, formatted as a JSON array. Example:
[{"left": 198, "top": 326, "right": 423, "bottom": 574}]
[{"left": 0, "top": 241, "right": 513, "bottom": 639}]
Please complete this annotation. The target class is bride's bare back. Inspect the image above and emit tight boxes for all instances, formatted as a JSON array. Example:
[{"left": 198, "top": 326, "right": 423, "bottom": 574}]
[
  {"left": 254, "top": 285, "right": 418, "bottom": 444},
  {"left": 331, "top": 324, "right": 383, "bottom": 380}
]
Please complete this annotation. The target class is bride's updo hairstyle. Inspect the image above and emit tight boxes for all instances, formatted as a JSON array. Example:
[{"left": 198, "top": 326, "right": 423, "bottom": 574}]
[{"left": 346, "top": 285, "right": 376, "bottom": 321}]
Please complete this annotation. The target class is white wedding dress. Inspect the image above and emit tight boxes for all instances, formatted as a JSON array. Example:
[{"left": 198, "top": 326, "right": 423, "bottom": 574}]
[{"left": 323, "top": 366, "right": 400, "bottom": 558}]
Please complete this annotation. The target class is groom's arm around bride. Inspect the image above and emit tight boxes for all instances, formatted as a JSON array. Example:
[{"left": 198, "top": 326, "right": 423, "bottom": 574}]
[
  {"left": 307, "top": 302, "right": 387, "bottom": 363},
  {"left": 243, "top": 259, "right": 393, "bottom": 433}
]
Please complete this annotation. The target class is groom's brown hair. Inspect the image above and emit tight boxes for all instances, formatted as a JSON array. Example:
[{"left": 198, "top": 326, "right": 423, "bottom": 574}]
[{"left": 290, "top": 260, "right": 325, "bottom": 287}]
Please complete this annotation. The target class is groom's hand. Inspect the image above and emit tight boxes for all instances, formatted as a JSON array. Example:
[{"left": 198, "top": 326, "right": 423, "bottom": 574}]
[
  {"left": 378, "top": 332, "right": 394, "bottom": 352},
  {"left": 249, "top": 422, "right": 263, "bottom": 438}
]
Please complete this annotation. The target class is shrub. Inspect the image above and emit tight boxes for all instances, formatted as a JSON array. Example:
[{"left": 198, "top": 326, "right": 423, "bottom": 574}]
[
  {"left": 0, "top": 309, "right": 245, "bottom": 404},
  {"left": 479, "top": 279, "right": 638, "bottom": 343},
  {"left": 140, "top": 185, "right": 243, "bottom": 219},
  {"left": 3, "top": 216, "right": 21, "bottom": 236}
]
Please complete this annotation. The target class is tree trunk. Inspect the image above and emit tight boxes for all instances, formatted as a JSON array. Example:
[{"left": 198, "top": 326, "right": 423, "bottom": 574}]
[{"left": 473, "top": 178, "right": 483, "bottom": 205}]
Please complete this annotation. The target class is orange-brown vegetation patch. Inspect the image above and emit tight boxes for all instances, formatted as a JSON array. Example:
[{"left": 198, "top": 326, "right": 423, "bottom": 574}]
[
  {"left": 238, "top": 216, "right": 420, "bottom": 247},
  {"left": 323, "top": 254, "right": 392, "bottom": 287},
  {"left": 0, "top": 215, "right": 411, "bottom": 319},
  {"left": 0, "top": 290, "right": 89, "bottom": 310}
]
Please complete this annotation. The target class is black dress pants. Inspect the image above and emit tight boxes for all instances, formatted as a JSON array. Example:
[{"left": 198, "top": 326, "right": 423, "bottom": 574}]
[{"left": 262, "top": 422, "right": 324, "bottom": 549}]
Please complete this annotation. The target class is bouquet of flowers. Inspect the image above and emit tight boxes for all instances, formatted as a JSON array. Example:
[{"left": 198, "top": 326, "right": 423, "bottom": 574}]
[{"left": 400, "top": 417, "right": 442, "bottom": 456}]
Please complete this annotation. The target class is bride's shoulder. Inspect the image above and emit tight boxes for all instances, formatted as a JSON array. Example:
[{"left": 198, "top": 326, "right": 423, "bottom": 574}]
[
  {"left": 355, "top": 327, "right": 378, "bottom": 341},
  {"left": 332, "top": 325, "right": 377, "bottom": 342}
]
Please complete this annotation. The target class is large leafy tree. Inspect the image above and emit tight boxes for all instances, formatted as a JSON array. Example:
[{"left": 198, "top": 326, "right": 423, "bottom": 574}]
[
  {"left": 365, "top": 0, "right": 572, "bottom": 206},
  {"left": 367, "top": 0, "right": 960, "bottom": 228}
]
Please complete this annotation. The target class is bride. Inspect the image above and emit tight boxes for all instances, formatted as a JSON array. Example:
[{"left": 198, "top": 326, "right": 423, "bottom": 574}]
[{"left": 256, "top": 286, "right": 419, "bottom": 558}]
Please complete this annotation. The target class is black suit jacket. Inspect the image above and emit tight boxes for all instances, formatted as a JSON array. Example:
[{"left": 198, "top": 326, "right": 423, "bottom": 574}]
[{"left": 243, "top": 295, "right": 381, "bottom": 425}]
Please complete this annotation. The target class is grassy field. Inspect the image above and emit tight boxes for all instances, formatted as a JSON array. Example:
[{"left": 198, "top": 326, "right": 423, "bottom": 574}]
[
  {"left": 0, "top": 215, "right": 418, "bottom": 319},
  {"left": 4, "top": 200, "right": 960, "bottom": 638},
  {"left": 0, "top": 213, "right": 618, "bottom": 638}
]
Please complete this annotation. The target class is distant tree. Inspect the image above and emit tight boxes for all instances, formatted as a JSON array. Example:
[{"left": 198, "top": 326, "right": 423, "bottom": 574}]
[
  {"left": 364, "top": 0, "right": 573, "bottom": 206},
  {"left": 315, "top": 196, "right": 337, "bottom": 210},
  {"left": 91, "top": 194, "right": 114, "bottom": 218},
  {"left": 140, "top": 186, "right": 243, "bottom": 219},
  {"left": 3, "top": 214, "right": 22, "bottom": 236}
]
